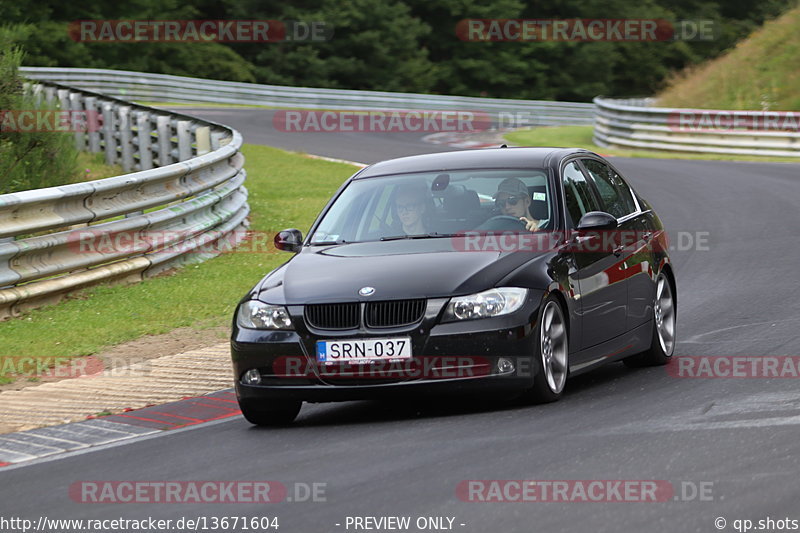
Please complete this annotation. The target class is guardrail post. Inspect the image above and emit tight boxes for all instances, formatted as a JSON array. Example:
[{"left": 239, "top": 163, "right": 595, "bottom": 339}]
[
  {"left": 25, "top": 83, "right": 44, "bottom": 107},
  {"left": 195, "top": 126, "right": 211, "bottom": 156},
  {"left": 70, "top": 93, "right": 86, "bottom": 151},
  {"left": 136, "top": 111, "right": 154, "bottom": 170},
  {"left": 156, "top": 115, "right": 173, "bottom": 166},
  {"left": 57, "top": 89, "right": 69, "bottom": 112},
  {"left": 210, "top": 131, "right": 224, "bottom": 150},
  {"left": 118, "top": 106, "right": 134, "bottom": 172},
  {"left": 102, "top": 102, "right": 117, "bottom": 165},
  {"left": 84, "top": 97, "right": 101, "bottom": 152},
  {"left": 44, "top": 86, "right": 56, "bottom": 106},
  {"left": 177, "top": 120, "right": 192, "bottom": 161},
  {"left": 32, "top": 84, "right": 43, "bottom": 107}
]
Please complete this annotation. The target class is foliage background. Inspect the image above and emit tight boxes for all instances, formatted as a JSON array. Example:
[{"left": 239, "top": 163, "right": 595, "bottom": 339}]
[
  {"left": 3, "top": 0, "right": 795, "bottom": 101},
  {"left": 0, "top": 26, "right": 78, "bottom": 193}
]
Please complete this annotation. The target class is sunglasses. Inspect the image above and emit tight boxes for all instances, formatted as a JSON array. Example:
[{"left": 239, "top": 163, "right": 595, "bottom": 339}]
[{"left": 495, "top": 196, "right": 524, "bottom": 208}]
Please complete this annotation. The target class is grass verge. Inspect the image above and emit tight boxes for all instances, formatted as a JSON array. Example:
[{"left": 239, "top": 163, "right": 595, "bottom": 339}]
[
  {"left": 656, "top": 5, "right": 800, "bottom": 111},
  {"left": 74, "top": 152, "right": 124, "bottom": 182},
  {"left": 0, "top": 144, "right": 357, "bottom": 381},
  {"left": 504, "top": 126, "right": 800, "bottom": 163}
]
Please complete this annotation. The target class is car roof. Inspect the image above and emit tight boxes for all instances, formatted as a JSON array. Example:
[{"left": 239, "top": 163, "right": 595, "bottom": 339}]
[{"left": 356, "top": 147, "right": 596, "bottom": 178}]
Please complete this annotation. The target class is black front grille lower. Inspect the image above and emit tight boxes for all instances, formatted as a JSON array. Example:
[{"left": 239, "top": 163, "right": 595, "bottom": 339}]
[
  {"left": 304, "top": 303, "right": 359, "bottom": 330},
  {"left": 366, "top": 299, "right": 426, "bottom": 328},
  {"left": 304, "top": 300, "right": 427, "bottom": 330}
]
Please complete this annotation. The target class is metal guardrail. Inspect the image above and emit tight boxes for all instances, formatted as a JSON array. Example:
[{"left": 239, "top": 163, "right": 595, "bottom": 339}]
[
  {"left": 593, "top": 97, "right": 800, "bottom": 157},
  {"left": 0, "top": 80, "right": 249, "bottom": 319},
  {"left": 20, "top": 67, "right": 595, "bottom": 127}
]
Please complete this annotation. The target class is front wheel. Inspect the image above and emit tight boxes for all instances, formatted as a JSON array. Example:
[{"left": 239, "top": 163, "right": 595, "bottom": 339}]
[
  {"left": 525, "top": 296, "right": 569, "bottom": 403},
  {"left": 239, "top": 399, "right": 302, "bottom": 426},
  {"left": 624, "top": 272, "right": 676, "bottom": 367}
]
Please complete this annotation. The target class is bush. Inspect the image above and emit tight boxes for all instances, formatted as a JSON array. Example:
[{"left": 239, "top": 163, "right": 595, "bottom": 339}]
[{"left": 0, "top": 26, "right": 79, "bottom": 194}]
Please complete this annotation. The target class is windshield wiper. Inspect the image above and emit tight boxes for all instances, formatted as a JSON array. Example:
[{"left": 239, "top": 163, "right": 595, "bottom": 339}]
[
  {"left": 310, "top": 233, "right": 459, "bottom": 245},
  {"left": 380, "top": 233, "right": 458, "bottom": 241},
  {"left": 307, "top": 239, "right": 349, "bottom": 246}
]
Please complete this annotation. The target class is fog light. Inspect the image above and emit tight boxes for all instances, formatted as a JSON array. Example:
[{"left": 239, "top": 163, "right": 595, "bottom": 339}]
[
  {"left": 497, "top": 357, "right": 515, "bottom": 374},
  {"left": 243, "top": 369, "right": 262, "bottom": 385}
]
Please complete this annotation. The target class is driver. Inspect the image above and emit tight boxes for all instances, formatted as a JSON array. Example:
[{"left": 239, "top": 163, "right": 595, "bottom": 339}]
[{"left": 493, "top": 177, "right": 540, "bottom": 231}]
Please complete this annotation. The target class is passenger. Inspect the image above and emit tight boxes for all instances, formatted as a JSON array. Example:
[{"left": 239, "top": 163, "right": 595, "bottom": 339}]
[
  {"left": 394, "top": 183, "right": 430, "bottom": 235},
  {"left": 493, "top": 177, "right": 540, "bottom": 231}
]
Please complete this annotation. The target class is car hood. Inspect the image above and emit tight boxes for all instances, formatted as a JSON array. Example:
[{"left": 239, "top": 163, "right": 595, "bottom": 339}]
[{"left": 257, "top": 238, "right": 543, "bottom": 304}]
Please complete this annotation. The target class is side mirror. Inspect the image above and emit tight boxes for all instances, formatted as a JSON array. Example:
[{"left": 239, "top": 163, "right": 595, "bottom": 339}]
[
  {"left": 577, "top": 211, "right": 618, "bottom": 231},
  {"left": 274, "top": 228, "right": 303, "bottom": 253}
]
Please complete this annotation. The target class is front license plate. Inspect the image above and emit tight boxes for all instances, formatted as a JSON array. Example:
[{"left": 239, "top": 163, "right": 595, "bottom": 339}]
[{"left": 316, "top": 337, "right": 412, "bottom": 364}]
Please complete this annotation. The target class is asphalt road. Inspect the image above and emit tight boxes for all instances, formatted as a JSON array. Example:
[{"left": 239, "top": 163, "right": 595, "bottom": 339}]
[
  {"left": 2, "top": 109, "right": 800, "bottom": 533},
  {"left": 175, "top": 108, "right": 468, "bottom": 162}
]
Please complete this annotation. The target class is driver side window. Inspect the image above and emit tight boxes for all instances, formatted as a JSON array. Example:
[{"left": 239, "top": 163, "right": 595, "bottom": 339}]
[
  {"left": 581, "top": 159, "right": 637, "bottom": 219},
  {"left": 562, "top": 161, "right": 600, "bottom": 228}
]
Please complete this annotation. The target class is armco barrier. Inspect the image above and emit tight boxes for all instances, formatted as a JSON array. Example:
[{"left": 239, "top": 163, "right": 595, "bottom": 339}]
[
  {"left": 0, "top": 80, "right": 249, "bottom": 319},
  {"left": 19, "top": 67, "right": 595, "bottom": 127},
  {"left": 593, "top": 97, "right": 800, "bottom": 158}
]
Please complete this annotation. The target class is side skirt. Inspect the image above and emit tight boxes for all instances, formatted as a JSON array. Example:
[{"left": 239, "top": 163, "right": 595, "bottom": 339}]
[{"left": 567, "top": 320, "right": 653, "bottom": 377}]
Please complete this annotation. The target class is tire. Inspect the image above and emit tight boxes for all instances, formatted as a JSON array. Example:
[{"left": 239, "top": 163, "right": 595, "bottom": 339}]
[
  {"left": 239, "top": 399, "right": 302, "bottom": 426},
  {"left": 525, "top": 296, "right": 569, "bottom": 403},
  {"left": 624, "top": 271, "right": 676, "bottom": 367}
]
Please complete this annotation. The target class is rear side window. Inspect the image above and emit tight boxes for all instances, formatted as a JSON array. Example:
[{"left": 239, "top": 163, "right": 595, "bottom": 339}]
[
  {"left": 581, "top": 159, "right": 637, "bottom": 219},
  {"left": 562, "top": 161, "right": 600, "bottom": 228}
]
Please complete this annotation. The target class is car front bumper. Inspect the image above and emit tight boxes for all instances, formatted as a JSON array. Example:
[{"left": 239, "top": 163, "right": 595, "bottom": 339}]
[{"left": 231, "top": 295, "right": 543, "bottom": 404}]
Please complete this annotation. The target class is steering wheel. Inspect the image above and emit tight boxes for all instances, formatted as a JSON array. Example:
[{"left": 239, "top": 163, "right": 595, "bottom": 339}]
[
  {"left": 485, "top": 215, "right": 525, "bottom": 225},
  {"left": 476, "top": 215, "right": 527, "bottom": 231}
]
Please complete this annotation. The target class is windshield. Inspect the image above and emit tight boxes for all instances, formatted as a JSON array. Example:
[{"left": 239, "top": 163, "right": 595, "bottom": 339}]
[{"left": 309, "top": 169, "right": 553, "bottom": 244}]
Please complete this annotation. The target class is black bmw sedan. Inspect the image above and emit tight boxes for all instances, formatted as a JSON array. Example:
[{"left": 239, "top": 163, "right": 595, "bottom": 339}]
[{"left": 231, "top": 147, "right": 676, "bottom": 425}]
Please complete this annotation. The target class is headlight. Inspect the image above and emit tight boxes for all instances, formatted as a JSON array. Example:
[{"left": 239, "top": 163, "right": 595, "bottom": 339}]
[
  {"left": 237, "top": 301, "right": 293, "bottom": 330},
  {"left": 444, "top": 288, "right": 528, "bottom": 322}
]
